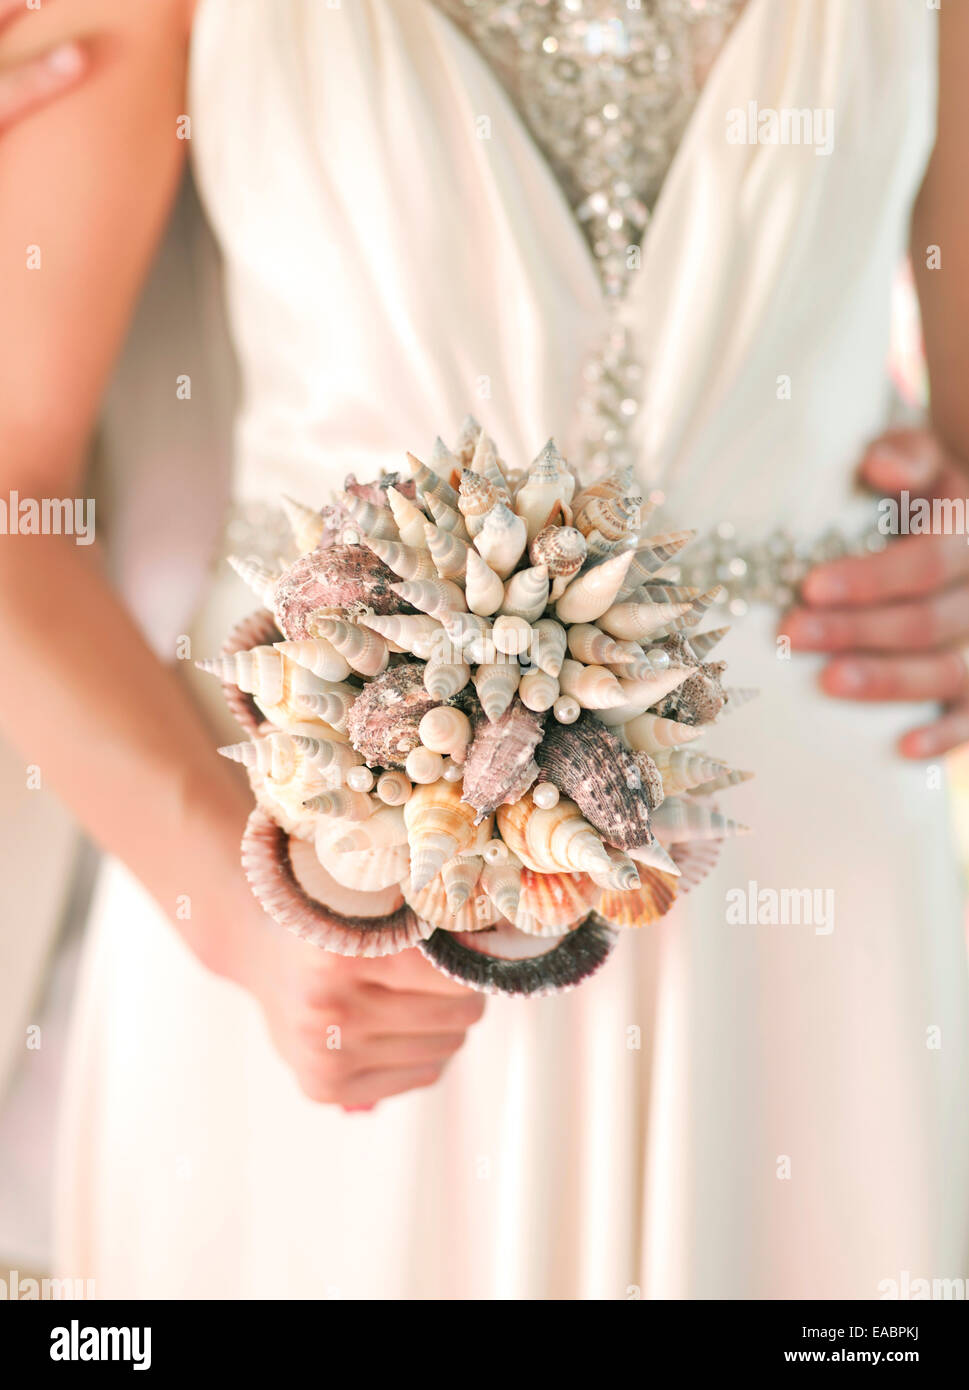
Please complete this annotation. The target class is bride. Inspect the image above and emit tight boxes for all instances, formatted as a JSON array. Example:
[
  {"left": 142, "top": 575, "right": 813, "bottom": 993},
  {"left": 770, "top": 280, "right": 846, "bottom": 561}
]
[{"left": 1, "top": 0, "right": 968, "bottom": 1299}]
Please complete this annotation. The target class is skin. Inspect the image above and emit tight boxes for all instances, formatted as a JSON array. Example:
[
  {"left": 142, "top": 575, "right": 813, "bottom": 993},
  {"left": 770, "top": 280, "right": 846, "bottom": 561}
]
[
  {"left": 0, "top": 0, "right": 483, "bottom": 1111},
  {"left": 0, "top": 1, "right": 966, "bottom": 1097}
]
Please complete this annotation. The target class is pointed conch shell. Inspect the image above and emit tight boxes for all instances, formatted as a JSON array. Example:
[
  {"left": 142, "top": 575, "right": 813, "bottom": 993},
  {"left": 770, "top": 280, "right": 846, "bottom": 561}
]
[
  {"left": 470, "top": 431, "right": 510, "bottom": 498},
  {"left": 650, "top": 796, "right": 750, "bottom": 844},
  {"left": 303, "top": 787, "right": 376, "bottom": 821},
  {"left": 480, "top": 855, "right": 522, "bottom": 920},
  {"left": 403, "top": 778, "right": 481, "bottom": 889},
  {"left": 390, "top": 578, "right": 467, "bottom": 620},
  {"left": 273, "top": 638, "right": 351, "bottom": 683},
  {"left": 473, "top": 502, "right": 528, "bottom": 579},
  {"left": 518, "top": 668, "right": 559, "bottom": 712},
  {"left": 615, "top": 531, "right": 695, "bottom": 600},
  {"left": 328, "top": 804, "right": 408, "bottom": 853},
  {"left": 515, "top": 868, "right": 598, "bottom": 936},
  {"left": 281, "top": 496, "right": 326, "bottom": 554},
  {"left": 197, "top": 646, "right": 331, "bottom": 729},
  {"left": 464, "top": 546, "right": 504, "bottom": 617},
  {"left": 593, "top": 665, "right": 692, "bottom": 722},
  {"left": 362, "top": 534, "right": 437, "bottom": 582},
  {"left": 597, "top": 598, "right": 694, "bottom": 641},
  {"left": 500, "top": 564, "right": 549, "bottom": 623},
  {"left": 453, "top": 416, "right": 482, "bottom": 469},
  {"left": 423, "top": 519, "right": 470, "bottom": 581},
  {"left": 651, "top": 747, "right": 732, "bottom": 796},
  {"left": 338, "top": 490, "right": 398, "bottom": 541},
  {"left": 530, "top": 617, "right": 568, "bottom": 678},
  {"left": 386, "top": 486, "right": 429, "bottom": 549},
  {"left": 623, "top": 710, "right": 706, "bottom": 754},
  {"left": 425, "top": 491, "right": 471, "bottom": 542},
  {"left": 423, "top": 659, "right": 471, "bottom": 700},
  {"left": 554, "top": 549, "right": 634, "bottom": 624},
  {"left": 311, "top": 617, "right": 389, "bottom": 678},
  {"left": 216, "top": 608, "right": 281, "bottom": 734},
  {"left": 566, "top": 623, "right": 641, "bottom": 668},
  {"left": 496, "top": 792, "right": 612, "bottom": 876},
  {"left": 442, "top": 853, "right": 483, "bottom": 912},
  {"left": 722, "top": 686, "right": 760, "bottom": 713},
  {"left": 359, "top": 612, "right": 443, "bottom": 661},
  {"left": 558, "top": 659, "right": 628, "bottom": 710},
  {"left": 408, "top": 451, "right": 459, "bottom": 509},
  {"left": 218, "top": 731, "right": 357, "bottom": 784},
  {"left": 472, "top": 661, "right": 520, "bottom": 722},
  {"left": 419, "top": 706, "right": 472, "bottom": 761},
  {"left": 458, "top": 469, "right": 501, "bottom": 537},
  {"left": 687, "top": 626, "right": 731, "bottom": 660},
  {"left": 596, "top": 868, "right": 677, "bottom": 928},
  {"left": 228, "top": 555, "right": 281, "bottom": 606},
  {"left": 295, "top": 685, "right": 357, "bottom": 733},
  {"left": 514, "top": 444, "right": 575, "bottom": 540}
]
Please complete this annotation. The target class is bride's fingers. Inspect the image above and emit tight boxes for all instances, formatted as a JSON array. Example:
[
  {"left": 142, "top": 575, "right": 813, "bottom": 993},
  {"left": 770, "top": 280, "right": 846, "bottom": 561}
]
[
  {"left": 341, "top": 1032, "right": 467, "bottom": 1069},
  {"left": 802, "top": 531, "right": 969, "bottom": 607},
  {"left": 820, "top": 650, "right": 969, "bottom": 703},
  {"left": 784, "top": 581, "right": 969, "bottom": 653},
  {"left": 335, "top": 1064, "right": 444, "bottom": 1108},
  {"left": 0, "top": 43, "right": 86, "bottom": 132},
  {"left": 356, "top": 986, "right": 486, "bottom": 1034},
  {"left": 898, "top": 701, "right": 969, "bottom": 759}
]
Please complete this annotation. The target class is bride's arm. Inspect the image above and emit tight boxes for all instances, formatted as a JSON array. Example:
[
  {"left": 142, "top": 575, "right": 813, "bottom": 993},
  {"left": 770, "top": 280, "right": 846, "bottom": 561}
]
[{"left": 0, "top": 0, "right": 484, "bottom": 1106}]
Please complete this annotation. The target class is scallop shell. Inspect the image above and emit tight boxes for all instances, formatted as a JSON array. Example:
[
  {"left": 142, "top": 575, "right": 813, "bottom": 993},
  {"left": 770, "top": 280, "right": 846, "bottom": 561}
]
[
  {"left": 404, "top": 778, "right": 483, "bottom": 889},
  {"left": 515, "top": 868, "right": 599, "bottom": 936},
  {"left": 461, "top": 697, "right": 544, "bottom": 820},
  {"left": 533, "top": 712, "right": 655, "bottom": 850},
  {"left": 595, "top": 867, "right": 677, "bottom": 928},
  {"left": 242, "top": 809, "right": 428, "bottom": 957},
  {"left": 473, "top": 502, "right": 528, "bottom": 579},
  {"left": 554, "top": 550, "right": 634, "bottom": 624},
  {"left": 344, "top": 663, "right": 442, "bottom": 769},
  {"left": 472, "top": 661, "right": 520, "bottom": 723},
  {"left": 500, "top": 564, "right": 549, "bottom": 623},
  {"left": 403, "top": 873, "right": 498, "bottom": 933},
  {"left": 389, "top": 578, "right": 467, "bottom": 620},
  {"left": 272, "top": 545, "right": 407, "bottom": 640},
  {"left": 464, "top": 546, "right": 505, "bottom": 616},
  {"left": 386, "top": 486, "right": 430, "bottom": 549},
  {"left": 496, "top": 792, "right": 612, "bottom": 875},
  {"left": 418, "top": 916, "right": 617, "bottom": 997},
  {"left": 458, "top": 469, "right": 502, "bottom": 537}
]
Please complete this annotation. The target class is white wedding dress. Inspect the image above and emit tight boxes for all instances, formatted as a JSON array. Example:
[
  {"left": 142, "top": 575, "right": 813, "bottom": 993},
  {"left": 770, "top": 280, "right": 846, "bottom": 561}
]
[{"left": 56, "top": 0, "right": 969, "bottom": 1299}]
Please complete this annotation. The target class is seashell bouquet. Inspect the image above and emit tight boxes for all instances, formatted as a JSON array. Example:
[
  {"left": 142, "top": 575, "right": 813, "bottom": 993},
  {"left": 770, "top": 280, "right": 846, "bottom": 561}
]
[{"left": 201, "top": 420, "right": 753, "bottom": 997}]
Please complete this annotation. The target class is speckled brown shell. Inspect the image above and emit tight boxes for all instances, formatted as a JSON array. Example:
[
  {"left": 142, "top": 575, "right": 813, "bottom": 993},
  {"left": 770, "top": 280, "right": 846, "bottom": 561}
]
[
  {"left": 534, "top": 711, "right": 654, "bottom": 850},
  {"left": 272, "top": 545, "right": 411, "bottom": 639},
  {"left": 653, "top": 632, "right": 727, "bottom": 725},
  {"left": 344, "top": 662, "right": 442, "bottom": 769},
  {"left": 218, "top": 608, "right": 281, "bottom": 734},
  {"left": 461, "top": 697, "right": 545, "bottom": 821}
]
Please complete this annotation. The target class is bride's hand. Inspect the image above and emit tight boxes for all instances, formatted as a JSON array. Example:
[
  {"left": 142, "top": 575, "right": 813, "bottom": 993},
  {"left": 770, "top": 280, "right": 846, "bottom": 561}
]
[
  {"left": 783, "top": 427, "right": 969, "bottom": 757},
  {"left": 0, "top": 1, "right": 87, "bottom": 130},
  {"left": 230, "top": 905, "right": 487, "bottom": 1110}
]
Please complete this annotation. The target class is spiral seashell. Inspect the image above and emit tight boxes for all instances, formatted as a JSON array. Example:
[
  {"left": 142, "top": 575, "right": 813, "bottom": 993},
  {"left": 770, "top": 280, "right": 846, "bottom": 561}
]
[
  {"left": 423, "top": 519, "right": 471, "bottom": 581},
  {"left": 336, "top": 490, "right": 397, "bottom": 542},
  {"left": 344, "top": 663, "right": 441, "bottom": 769},
  {"left": 534, "top": 712, "right": 655, "bottom": 849},
  {"left": 558, "top": 659, "right": 628, "bottom": 710},
  {"left": 513, "top": 444, "right": 575, "bottom": 540},
  {"left": 418, "top": 916, "right": 617, "bottom": 997},
  {"left": 496, "top": 792, "right": 611, "bottom": 876},
  {"left": 295, "top": 684, "right": 358, "bottom": 733},
  {"left": 515, "top": 868, "right": 598, "bottom": 936},
  {"left": 458, "top": 469, "right": 501, "bottom": 537},
  {"left": 425, "top": 491, "right": 471, "bottom": 542},
  {"left": 280, "top": 496, "right": 327, "bottom": 554},
  {"left": 472, "top": 661, "right": 520, "bottom": 723},
  {"left": 329, "top": 804, "right": 408, "bottom": 853},
  {"left": 689, "top": 766, "right": 754, "bottom": 794},
  {"left": 677, "top": 627, "right": 727, "bottom": 663},
  {"left": 441, "top": 853, "right": 484, "bottom": 912},
  {"left": 376, "top": 770, "right": 413, "bottom": 805},
  {"left": 362, "top": 534, "right": 437, "bottom": 582},
  {"left": 518, "top": 668, "right": 559, "bottom": 712},
  {"left": 596, "top": 867, "right": 677, "bottom": 928},
  {"left": 386, "top": 486, "right": 429, "bottom": 549},
  {"left": 403, "top": 871, "right": 497, "bottom": 934},
  {"left": 272, "top": 546, "right": 407, "bottom": 640},
  {"left": 636, "top": 581, "right": 700, "bottom": 605},
  {"left": 310, "top": 618, "right": 389, "bottom": 678},
  {"left": 597, "top": 598, "right": 694, "bottom": 641},
  {"left": 219, "top": 730, "right": 356, "bottom": 785},
  {"left": 721, "top": 685, "right": 760, "bottom": 713},
  {"left": 650, "top": 796, "right": 750, "bottom": 844},
  {"left": 594, "top": 665, "right": 693, "bottom": 722},
  {"left": 481, "top": 856, "right": 522, "bottom": 920},
  {"left": 431, "top": 435, "right": 462, "bottom": 485},
  {"left": 554, "top": 550, "right": 634, "bottom": 624},
  {"left": 389, "top": 578, "right": 467, "bottom": 620},
  {"left": 627, "top": 836, "right": 682, "bottom": 877},
  {"left": 242, "top": 810, "right": 427, "bottom": 956},
  {"left": 273, "top": 638, "right": 351, "bottom": 683},
  {"left": 461, "top": 697, "right": 544, "bottom": 820},
  {"left": 197, "top": 645, "right": 333, "bottom": 730},
  {"left": 615, "top": 531, "right": 696, "bottom": 600},
  {"left": 571, "top": 465, "right": 634, "bottom": 512},
  {"left": 453, "top": 417, "right": 481, "bottom": 468},
  {"left": 418, "top": 706, "right": 472, "bottom": 763},
  {"left": 604, "top": 645, "right": 673, "bottom": 681},
  {"left": 303, "top": 787, "right": 377, "bottom": 821},
  {"left": 228, "top": 555, "right": 282, "bottom": 608},
  {"left": 586, "top": 844, "right": 642, "bottom": 893},
  {"left": 464, "top": 546, "right": 504, "bottom": 616},
  {"left": 405, "top": 746, "right": 446, "bottom": 784},
  {"left": 409, "top": 450, "right": 459, "bottom": 509},
  {"left": 531, "top": 617, "right": 568, "bottom": 678},
  {"left": 622, "top": 710, "right": 706, "bottom": 753},
  {"left": 404, "top": 778, "right": 480, "bottom": 889},
  {"left": 566, "top": 623, "right": 640, "bottom": 668},
  {"left": 359, "top": 612, "right": 443, "bottom": 661},
  {"left": 651, "top": 747, "right": 732, "bottom": 796},
  {"left": 573, "top": 494, "right": 641, "bottom": 551},
  {"left": 492, "top": 615, "right": 533, "bottom": 657},
  {"left": 423, "top": 658, "right": 471, "bottom": 700},
  {"left": 215, "top": 608, "right": 282, "bottom": 734},
  {"left": 529, "top": 525, "right": 587, "bottom": 596},
  {"left": 473, "top": 502, "right": 528, "bottom": 580},
  {"left": 314, "top": 831, "right": 412, "bottom": 894},
  {"left": 469, "top": 430, "right": 510, "bottom": 498},
  {"left": 500, "top": 564, "right": 549, "bottom": 623},
  {"left": 654, "top": 657, "right": 729, "bottom": 726}
]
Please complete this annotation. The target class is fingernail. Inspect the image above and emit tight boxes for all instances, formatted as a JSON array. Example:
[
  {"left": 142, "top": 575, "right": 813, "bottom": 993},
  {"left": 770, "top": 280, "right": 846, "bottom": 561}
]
[{"left": 45, "top": 42, "right": 84, "bottom": 77}]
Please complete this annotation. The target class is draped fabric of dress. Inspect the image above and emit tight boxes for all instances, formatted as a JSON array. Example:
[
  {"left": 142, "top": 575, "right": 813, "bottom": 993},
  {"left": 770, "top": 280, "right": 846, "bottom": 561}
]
[{"left": 56, "top": 0, "right": 969, "bottom": 1299}]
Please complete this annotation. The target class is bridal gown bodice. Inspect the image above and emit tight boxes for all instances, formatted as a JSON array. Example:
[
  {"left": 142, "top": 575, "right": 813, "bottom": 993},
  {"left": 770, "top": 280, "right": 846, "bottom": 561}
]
[{"left": 56, "top": 0, "right": 969, "bottom": 1302}]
